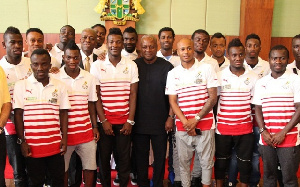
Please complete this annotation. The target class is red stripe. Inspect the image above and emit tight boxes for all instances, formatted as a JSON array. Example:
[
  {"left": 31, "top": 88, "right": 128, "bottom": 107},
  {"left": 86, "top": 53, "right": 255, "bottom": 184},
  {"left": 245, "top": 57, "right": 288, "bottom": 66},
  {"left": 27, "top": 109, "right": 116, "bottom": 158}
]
[
  {"left": 24, "top": 119, "right": 58, "bottom": 123},
  {"left": 220, "top": 108, "right": 251, "bottom": 113},
  {"left": 29, "top": 143, "right": 60, "bottom": 158},
  {"left": 217, "top": 122, "right": 253, "bottom": 135},
  {"left": 217, "top": 117, "right": 252, "bottom": 124},
  {"left": 220, "top": 103, "right": 250, "bottom": 107}
]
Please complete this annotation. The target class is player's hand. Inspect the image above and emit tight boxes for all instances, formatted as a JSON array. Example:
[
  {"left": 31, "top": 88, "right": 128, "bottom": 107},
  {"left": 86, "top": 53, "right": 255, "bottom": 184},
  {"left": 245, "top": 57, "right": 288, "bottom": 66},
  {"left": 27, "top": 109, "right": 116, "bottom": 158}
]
[
  {"left": 120, "top": 122, "right": 132, "bottom": 135},
  {"left": 165, "top": 117, "right": 174, "bottom": 132},
  {"left": 97, "top": 52, "right": 106, "bottom": 61},
  {"left": 93, "top": 127, "right": 100, "bottom": 142},
  {"left": 21, "top": 142, "right": 32, "bottom": 157},
  {"left": 102, "top": 121, "right": 114, "bottom": 136},
  {"left": 60, "top": 137, "right": 67, "bottom": 155}
]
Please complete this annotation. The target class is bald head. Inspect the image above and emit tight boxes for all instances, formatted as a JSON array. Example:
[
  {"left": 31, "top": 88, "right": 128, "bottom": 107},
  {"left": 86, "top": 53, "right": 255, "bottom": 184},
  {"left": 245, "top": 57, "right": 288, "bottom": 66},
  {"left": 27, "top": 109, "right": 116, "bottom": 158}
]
[
  {"left": 177, "top": 38, "right": 195, "bottom": 64},
  {"left": 80, "top": 28, "right": 97, "bottom": 54}
]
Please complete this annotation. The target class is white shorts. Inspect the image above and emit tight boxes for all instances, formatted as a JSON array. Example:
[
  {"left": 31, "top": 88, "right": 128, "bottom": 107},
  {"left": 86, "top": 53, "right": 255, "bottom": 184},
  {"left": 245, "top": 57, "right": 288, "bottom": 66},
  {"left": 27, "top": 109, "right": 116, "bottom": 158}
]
[{"left": 64, "top": 140, "right": 97, "bottom": 171}]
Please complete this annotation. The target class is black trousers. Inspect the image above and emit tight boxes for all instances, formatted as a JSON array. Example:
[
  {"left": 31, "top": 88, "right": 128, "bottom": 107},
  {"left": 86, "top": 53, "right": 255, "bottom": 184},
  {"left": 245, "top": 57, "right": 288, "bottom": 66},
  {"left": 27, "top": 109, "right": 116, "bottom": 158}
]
[
  {"left": 134, "top": 133, "right": 167, "bottom": 187},
  {"left": 98, "top": 124, "right": 131, "bottom": 187},
  {"left": 26, "top": 153, "right": 64, "bottom": 187},
  {"left": 6, "top": 134, "right": 27, "bottom": 187},
  {"left": 0, "top": 133, "right": 6, "bottom": 187},
  {"left": 215, "top": 133, "right": 254, "bottom": 183}
]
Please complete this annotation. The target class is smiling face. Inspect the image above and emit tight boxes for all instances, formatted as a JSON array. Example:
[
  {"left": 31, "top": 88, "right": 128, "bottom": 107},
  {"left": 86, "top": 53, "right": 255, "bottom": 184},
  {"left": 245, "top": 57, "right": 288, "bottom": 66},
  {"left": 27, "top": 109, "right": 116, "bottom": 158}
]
[
  {"left": 80, "top": 29, "right": 96, "bottom": 54},
  {"left": 159, "top": 31, "right": 174, "bottom": 51},
  {"left": 269, "top": 49, "right": 288, "bottom": 78},
  {"left": 3, "top": 33, "right": 23, "bottom": 58},
  {"left": 93, "top": 26, "right": 106, "bottom": 48},
  {"left": 141, "top": 36, "right": 157, "bottom": 63},
  {"left": 107, "top": 34, "right": 123, "bottom": 58},
  {"left": 26, "top": 31, "right": 44, "bottom": 53},
  {"left": 177, "top": 38, "right": 194, "bottom": 64}
]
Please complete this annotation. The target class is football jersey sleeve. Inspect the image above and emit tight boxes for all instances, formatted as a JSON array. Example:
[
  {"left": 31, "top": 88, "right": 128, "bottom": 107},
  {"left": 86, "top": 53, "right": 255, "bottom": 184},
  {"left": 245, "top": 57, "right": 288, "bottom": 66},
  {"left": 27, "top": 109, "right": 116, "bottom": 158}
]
[
  {"left": 165, "top": 70, "right": 176, "bottom": 95},
  {"left": 13, "top": 80, "right": 25, "bottom": 109}
]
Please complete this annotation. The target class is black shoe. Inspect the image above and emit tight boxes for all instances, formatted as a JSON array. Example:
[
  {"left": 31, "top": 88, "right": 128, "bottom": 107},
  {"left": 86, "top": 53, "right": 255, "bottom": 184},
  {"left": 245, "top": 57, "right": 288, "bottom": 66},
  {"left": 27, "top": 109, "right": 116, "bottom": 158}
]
[
  {"left": 130, "top": 173, "right": 137, "bottom": 185},
  {"left": 173, "top": 181, "right": 182, "bottom": 187},
  {"left": 191, "top": 177, "right": 201, "bottom": 187}
]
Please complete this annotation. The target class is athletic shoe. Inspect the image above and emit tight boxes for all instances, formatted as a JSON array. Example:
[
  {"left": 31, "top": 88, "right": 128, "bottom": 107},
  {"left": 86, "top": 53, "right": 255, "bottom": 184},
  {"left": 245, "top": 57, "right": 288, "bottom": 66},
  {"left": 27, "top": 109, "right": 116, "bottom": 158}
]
[
  {"left": 113, "top": 174, "right": 120, "bottom": 186},
  {"left": 130, "top": 173, "right": 137, "bottom": 185}
]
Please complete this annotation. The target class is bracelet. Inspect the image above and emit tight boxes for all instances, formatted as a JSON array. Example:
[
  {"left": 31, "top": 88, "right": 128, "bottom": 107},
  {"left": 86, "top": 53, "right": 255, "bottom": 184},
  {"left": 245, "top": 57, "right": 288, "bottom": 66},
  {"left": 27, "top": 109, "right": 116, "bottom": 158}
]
[
  {"left": 100, "top": 118, "right": 107, "bottom": 123},
  {"left": 0, "top": 127, "right": 3, "bottom": 134},
  {"left": 259, "top": 127, "right": 267, "bottom": 134},
  {"left": 168, "top": 114, "right": 175, "bottom": 119}
]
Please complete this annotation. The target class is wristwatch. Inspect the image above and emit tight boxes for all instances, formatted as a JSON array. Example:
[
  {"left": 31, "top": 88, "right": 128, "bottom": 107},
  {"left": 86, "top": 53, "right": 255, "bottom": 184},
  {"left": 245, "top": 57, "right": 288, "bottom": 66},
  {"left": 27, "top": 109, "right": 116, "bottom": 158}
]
[
  {"left": 195, "top": 114, "right": 201, "bottom": 121},
  {"left": 259, "top": 127, "right": 266, "bottom": 134},
  {"left": 127, "top": 119, "right": 135, "bottom": 126},
  {"left": 168, "top": 114, "right": 176, "bottom": 119},
  {"left": 17, "top": 138, "right": 25, "bottom": 145}
]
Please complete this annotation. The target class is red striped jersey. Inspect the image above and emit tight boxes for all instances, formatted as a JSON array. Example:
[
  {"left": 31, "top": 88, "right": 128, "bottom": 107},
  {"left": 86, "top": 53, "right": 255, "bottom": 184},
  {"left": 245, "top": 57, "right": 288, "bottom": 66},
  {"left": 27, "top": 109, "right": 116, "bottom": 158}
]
[
  {"left": 252, "top": 71, "right": 300, "bottom": 147},
  {"left": 165, "top": 60, "right": 219, "bottom": 131},
  {"left": 0, "top": 56, "right": 32, "bottom": 135},
  {"left": 90, "top": 57, "right": 139, "bottom": 124},
  {"left": 13, "top": 75, "right": 70, "bottom": 158},
  {"left": 216, "top": 67, "right": 259, "bottom": 135},
  {"left": 52, "top": 68, "right": 98, "bottom": 146}
]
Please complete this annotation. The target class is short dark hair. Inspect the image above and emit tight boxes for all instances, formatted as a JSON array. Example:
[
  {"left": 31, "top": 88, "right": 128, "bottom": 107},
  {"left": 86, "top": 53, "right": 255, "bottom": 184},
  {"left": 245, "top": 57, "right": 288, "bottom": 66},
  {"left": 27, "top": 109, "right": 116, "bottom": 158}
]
[
  {"left": 26, "top": 28, "right": 43, "bottom": 37},
  {"left": 227, "top": 38, "right": 244, "bottom": 52},
  {"left": 293, "top": 34, "right": 300, "bottom": 40},
  {"left": 158, "top": 27, "right": 175, "bottom": 38},
  {"left": 91, "top": 24, "right": 107, "bottom": 34},
  {"left": 64, "top": 40, "right": 80, "bottom": 53},
  {"left": 191, "top": 29, "right": 209, "bottom": 40},
  {"left": 245, "top": 33, "right": 261, "bottom": 45},
  {"left": 60, "top": 25, "right": 75, "bottom": 33},
  {"left": 30, "top": 48, "right": 51, "bottom": 61},
  {"left": 211, "top": 32, "right": 226, "bottom": 44},
  {"left": 123, "top": 26, "right": 137, "bottom": 36},
  {"left": 269, "top": 45, "right": 289, "bottom": 59},
  {"left": 107, "top": 27, "right": 123, "bottom": 40},
  {"left": 3, "top": 26, "right": 21, "bottom": 40}
]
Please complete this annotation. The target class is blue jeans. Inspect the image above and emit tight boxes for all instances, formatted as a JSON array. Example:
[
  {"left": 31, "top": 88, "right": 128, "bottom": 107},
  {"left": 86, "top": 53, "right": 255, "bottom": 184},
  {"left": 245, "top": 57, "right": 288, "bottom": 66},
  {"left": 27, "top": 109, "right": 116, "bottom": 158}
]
[{"left": 228, "top": 127, "right": 260, "bottom": 186}]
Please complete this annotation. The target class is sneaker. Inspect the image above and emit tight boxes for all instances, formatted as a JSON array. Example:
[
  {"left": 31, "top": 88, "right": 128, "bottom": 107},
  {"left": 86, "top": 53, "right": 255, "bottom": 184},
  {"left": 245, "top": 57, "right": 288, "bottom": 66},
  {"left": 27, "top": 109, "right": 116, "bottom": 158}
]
[
  {"left": 96, "top": 177, "right": 101, "bottom": 185},
  {"left": 168, "top": 171, "right": 175, "bottom": 184},
  {"left": 113, "top": 174, "right": 120, "bottom": 186},
  {"left": 130, "top": 173, "right": 137, "bottom": 185}
]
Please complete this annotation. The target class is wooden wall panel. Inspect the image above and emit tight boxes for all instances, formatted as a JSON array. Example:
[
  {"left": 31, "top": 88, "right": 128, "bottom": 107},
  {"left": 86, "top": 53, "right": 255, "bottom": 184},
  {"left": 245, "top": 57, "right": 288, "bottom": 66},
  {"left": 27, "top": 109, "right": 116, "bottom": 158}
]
[
  {"left": 271, "top": 37, "right": 294, "bottom": 63},
  {"left": 240, "top": 0, "right": 274, "bottom": 60}
]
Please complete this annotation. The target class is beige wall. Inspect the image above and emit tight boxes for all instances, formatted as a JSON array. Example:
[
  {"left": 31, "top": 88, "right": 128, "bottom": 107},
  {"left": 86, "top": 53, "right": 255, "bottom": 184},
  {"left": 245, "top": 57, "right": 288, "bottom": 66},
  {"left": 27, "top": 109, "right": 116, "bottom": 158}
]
[{"left": 0, "top": 0, "right": 298, "bottom": 36}]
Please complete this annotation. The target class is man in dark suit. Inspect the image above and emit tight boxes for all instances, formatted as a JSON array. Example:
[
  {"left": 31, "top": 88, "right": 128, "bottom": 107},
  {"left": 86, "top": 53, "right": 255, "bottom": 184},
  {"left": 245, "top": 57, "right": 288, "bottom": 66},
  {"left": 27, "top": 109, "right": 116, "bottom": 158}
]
[{"left": 79, "top": 28, "right": 98, "bottom": 71}]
